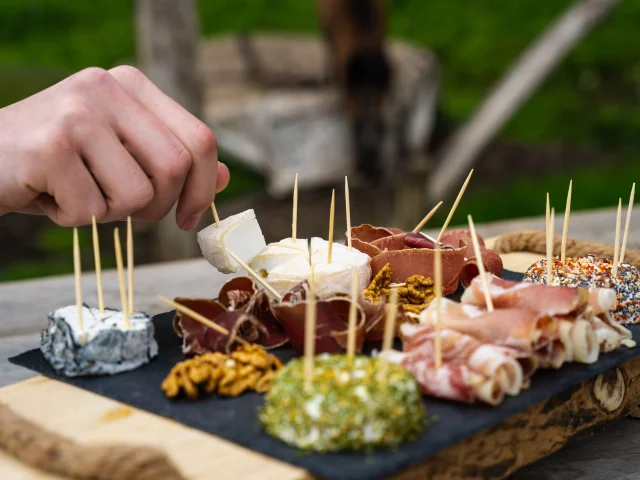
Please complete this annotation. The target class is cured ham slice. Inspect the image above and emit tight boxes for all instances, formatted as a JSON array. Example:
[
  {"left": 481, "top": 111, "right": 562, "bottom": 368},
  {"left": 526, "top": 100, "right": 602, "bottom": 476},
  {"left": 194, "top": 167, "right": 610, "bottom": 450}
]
[
  {"left": 419, "top": 298, "right": 549, "bottom": 353},
  {"left": 370, "top": 246, "right": 467, "bottom": 295},
  {"left": 348, "top": 225, "right": 504, "bottom": 294},
  {"left": 272, "top": 296, "right": 367, "bottom": 355},
  {"left": 173, "top": 299, "right": 272, "bottom": 355},
  {"left": 461, "top": 273, "right": 634, "bottom": 354},
  {"left": 172, "top": 277, "right": 290, "bottom": 355},
  {"left": 385, "top": 349, "right": 504, "bottom": 406},
  {"left": 399, "top": 323, "right": 527, "bottom": 397},
  {"left": 440, "top": 229, "right": 504, "bottom": 287}
]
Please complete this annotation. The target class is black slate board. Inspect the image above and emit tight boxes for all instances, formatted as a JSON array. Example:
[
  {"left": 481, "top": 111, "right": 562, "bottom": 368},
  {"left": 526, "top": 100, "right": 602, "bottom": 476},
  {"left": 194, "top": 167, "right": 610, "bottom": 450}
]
[{"left": 10, "top": 270, "right": 640, "bottom": 480}]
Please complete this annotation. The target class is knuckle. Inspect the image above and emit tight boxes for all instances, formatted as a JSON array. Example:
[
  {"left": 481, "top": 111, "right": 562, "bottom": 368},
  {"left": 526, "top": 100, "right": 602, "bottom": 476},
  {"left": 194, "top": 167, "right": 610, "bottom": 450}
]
[
  {"left": 129, "top": 181, "right": 155, "bottom": 212},
  {"left": 160, "top": 143, "right": 192, "bottom": 182},
  {"left": 44, "top": 126, "right": 75, "bottom": 159},
  {"left": 58, "top": 96, "right": 93, "bottom": 128},
  {"left": 68, "top": 67, "right": 112, "bottom": 93},
  {"left": 108, "top": 65, "right": 147, "bottom": 92},
  {"left": 192, "top": 123, "right": 217, "bottom": 158}
]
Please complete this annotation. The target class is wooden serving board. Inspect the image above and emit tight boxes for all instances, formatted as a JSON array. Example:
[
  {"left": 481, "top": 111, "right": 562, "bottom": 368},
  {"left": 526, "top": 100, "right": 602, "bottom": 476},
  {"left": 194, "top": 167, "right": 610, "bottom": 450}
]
[{"left": 5, "top": 247, "right": 636, "bottom": 480}]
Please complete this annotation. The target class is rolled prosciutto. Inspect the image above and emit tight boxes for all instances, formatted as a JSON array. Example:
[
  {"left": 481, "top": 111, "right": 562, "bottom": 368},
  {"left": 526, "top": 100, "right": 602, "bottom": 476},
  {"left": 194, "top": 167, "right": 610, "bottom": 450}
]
[
  {"left": 461, "top": 273, "right": 634, "bottom": 354},
  {"left": 419, "top": 297, "right": 549, "bottom": 354},
  {"left": 399, "top": 323, "right": 528, "bottom": 397}
]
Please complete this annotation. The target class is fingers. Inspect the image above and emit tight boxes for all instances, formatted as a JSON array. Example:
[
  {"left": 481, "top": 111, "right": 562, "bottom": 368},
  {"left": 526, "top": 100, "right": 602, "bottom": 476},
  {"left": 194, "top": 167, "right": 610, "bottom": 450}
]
[
  {"left": 216, "top": 162, "right": 230, "bottom": 193},
  {"left": 36, "top": 155, "right": 107, "bottom": 227},
  {"left": 108, "top": 66, "right": 220, "bottom": 229},
  {"left": 78, "top": 125, "right": 154, "bottom": 222}
]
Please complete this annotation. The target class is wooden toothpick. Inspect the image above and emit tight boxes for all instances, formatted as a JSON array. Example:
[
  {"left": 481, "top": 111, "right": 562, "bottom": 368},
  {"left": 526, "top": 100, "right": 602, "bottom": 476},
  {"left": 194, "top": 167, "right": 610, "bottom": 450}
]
[
  {"left": 127, "top": 216, "right": 134, "bottom": 315},
  {"left": 413, "top": 201, "right": 444, "bottom": 233},
  {"left": 345, "top": 176, "right": 352, "bottom": 250},
  {"left": 434, "top": 246, "right": 442, "bottom": 369},
  {"left": 436, "top": 169, "right": 473, "bottom": 243},
  {"left": 158, "top": 296, "right": 248, "bottom": 344},
  {"left": 114, "top": 228, "right": 130, "bottom": 329},
  {"left": 620, "top": 183, "right": 635, "bottom": 267},
  {"left": 613, "top": 198, "right": 622, "bottom": 277},
  {"left": 211, "top": 202, "right": 221, "bottom": 228},
  {"left": 468, "top": 215, "right": 494, "bottom": 312},
  {"left": 328, "top": 189, "right": 335, "bottom": 264},
  {"left": 561, "top": 180, "right": 572, "bottom": 264},
  {"left": 347, "top": 266, "right": 359, "bottom": 360},
  {"left": 546, "top": 208, "right": 555, "bottom": 286},
  {"left": 292, "top": 173, "right": 299, "bottom": 243},
  {"left": 303, "top": 286, "right": 317, "bottom": 391},
  {"left": 73, "top": 227, "right": 83, "bottom": 331},
  {"left": 91, "top": 216, "right": 104, "bottom": 315},
  {"left": 225, "top": 248, "right": 283, "bottom": 301},
  {"left": 380, "top": 288, "right": 399, "bottom": 378}
]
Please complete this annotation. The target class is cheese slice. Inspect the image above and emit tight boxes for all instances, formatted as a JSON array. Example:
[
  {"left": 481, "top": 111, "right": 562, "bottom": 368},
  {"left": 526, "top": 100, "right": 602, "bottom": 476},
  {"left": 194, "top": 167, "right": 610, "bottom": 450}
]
[
  {"left": 197, "top": 209, "right": 267, "bottom": 274},
  {"left": 310, "top": 238, "right": 372, "bottom": 297},
  {"left": 267, "top": 255, "right": 314, "bottom": 296},
  {"left": 250, "top": 238, "right": 309, "bottom": 276}
]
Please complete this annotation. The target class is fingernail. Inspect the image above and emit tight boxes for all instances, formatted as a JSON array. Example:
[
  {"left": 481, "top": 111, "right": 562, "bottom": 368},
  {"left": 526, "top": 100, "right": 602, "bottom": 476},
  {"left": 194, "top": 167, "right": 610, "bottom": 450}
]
[{"left": 180, "top": 214, "right": 200, "bottom": 231}]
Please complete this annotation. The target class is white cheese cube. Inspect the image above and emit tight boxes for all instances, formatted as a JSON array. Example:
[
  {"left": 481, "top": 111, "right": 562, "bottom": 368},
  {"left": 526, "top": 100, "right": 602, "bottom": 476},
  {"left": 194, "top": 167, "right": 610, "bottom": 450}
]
[
  {"left": 310, "top": 238, "right": 372, "bottom": 297},
  {"left": 268, "top": 256, "right": 313, "bottom": 296},
  {"left": 250, "top": 238, "right": 309, "bottom": 276},
  {"left": 197, "top": 209, "right": 267, "bottom": 274}
]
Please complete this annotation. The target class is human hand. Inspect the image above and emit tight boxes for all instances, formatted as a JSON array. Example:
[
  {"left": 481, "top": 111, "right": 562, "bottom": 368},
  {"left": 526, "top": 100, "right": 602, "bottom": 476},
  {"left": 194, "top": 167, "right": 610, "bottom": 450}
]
[{"left": 0, "top": 66, "right": 230, "bottom": 230}]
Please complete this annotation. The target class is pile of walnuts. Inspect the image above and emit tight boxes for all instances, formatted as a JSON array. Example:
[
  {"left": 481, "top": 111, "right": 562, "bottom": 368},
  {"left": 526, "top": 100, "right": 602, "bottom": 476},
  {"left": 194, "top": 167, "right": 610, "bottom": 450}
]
[
  {"left": 364, "top": 263, "right": 435, "bottom": 314},
  {"left": 162, "top": 343, "right": 283, "bottom": 399}
]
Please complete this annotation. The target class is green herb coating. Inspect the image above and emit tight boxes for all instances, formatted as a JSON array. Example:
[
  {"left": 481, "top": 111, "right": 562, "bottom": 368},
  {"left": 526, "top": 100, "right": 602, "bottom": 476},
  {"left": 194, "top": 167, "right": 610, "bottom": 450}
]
[{"left": 260, "top": 354, "right": 426, "bottom": 452}]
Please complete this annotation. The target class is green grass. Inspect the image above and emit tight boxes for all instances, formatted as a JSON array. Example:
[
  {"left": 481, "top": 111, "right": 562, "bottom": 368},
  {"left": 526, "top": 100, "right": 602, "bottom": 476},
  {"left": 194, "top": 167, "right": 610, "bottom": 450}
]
[{"left": 433, "top": 157, "right": 639, "bottom": 229}]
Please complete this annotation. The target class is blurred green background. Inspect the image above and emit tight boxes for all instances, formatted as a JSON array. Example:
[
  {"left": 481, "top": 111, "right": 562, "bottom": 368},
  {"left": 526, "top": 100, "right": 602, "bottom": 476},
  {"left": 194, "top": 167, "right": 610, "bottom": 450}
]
[{"left": 0, "top": 0, "right": 638, "bottom": 281}]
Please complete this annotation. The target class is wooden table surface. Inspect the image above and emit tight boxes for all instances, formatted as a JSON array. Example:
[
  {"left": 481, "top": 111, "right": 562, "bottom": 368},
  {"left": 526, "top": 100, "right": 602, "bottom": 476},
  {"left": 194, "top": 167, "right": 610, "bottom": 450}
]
[{"left": 1, "top": 206, "right": 638, "bottom": 480}]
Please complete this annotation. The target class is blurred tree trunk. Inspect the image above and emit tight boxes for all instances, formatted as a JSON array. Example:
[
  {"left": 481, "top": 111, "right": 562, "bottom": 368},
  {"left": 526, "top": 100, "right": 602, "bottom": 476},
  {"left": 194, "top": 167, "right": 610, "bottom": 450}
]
[{"left": 135, "top": 0, "right": 203, "bottom": 261}]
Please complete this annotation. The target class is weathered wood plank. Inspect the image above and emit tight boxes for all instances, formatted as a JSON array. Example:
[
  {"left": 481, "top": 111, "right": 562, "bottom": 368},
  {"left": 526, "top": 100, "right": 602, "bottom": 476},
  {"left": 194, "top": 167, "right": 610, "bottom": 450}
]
[
  {"left": 0, "top": 378, "right": 307, "bottom": 480},
  {"left": 0, "top": 258, "right": 237, "bottom": 337}
]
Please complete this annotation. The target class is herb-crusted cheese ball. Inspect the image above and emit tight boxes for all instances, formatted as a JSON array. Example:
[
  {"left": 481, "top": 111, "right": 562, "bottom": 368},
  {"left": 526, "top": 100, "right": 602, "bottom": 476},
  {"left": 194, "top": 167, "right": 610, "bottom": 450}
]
[
  {"left": 524, "top": 255, "right": 640, "bottom": 324},
  {"left": 260, "top": 354, "right": 425, "bottom": 452}
]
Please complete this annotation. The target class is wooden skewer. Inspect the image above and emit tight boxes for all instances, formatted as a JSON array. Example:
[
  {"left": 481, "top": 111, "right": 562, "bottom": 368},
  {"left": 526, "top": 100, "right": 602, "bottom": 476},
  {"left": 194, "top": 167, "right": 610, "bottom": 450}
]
[
  {"left": 113, "top": 228, "right": 130, "bottom": 329},
  {"left": 380, "top": 288, "right": 399, "bottom": 378},
  {"left": 434, "top": 246, "right": 442, "bottom": 370},
  {"left": 292, "top": 173, "right": 298, "bottom": 243},
  {"left": 546, "top": 208, "right": 555, "bottom": 286},
  {"left": 345, "top": 176, "right": 352, "bottom": 250},
  {"left": 91, "top": 216, "right": 104, "bottom": 314},
  {"left": 310, "top": 257, "right": 316, "bottom": 295},
  {"left": 413, "top": 201, "right": 444, "bottom": 233},
  {"left": 127, "top": 216, "right": 134, "bottom": 315},
  {"left": 303, "top": 286, "right": 317, "bottom": 391},
  {"left": 73, "top": 227, "right": 83, "bottom": 331},
  {"left": 561, "top": 180, "right": 572, "bottom": 264},
  {"left": 546, "top": 192, "right": 550, "bottom": 240},
  {"left": 620, "top": 183, "right": 635, "bottom": 267},
  {"left": 157, "top": 296, "right": 248, "bottom": 344},
  {"left": 613, "top": 198, "right": 622, "bottom": 278},
  {"left": 328, "top": 189, "right": 335, "bottom": 263},
  {"left": 211, "top": 202, "right": 221, "bottom": 228},
  {"left": 436, "top": 169, "right": 473, "bottom": 243},
  {"left": 225, "top": 248, "right": 283, "bottom": 301},
  {"left": 347, "top": 266, "right": 359, "bottom": 360},
  {"left": 468, "top": 215, "right": 494, "bottom": 312}
]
